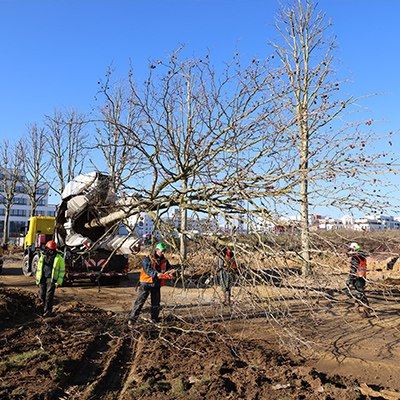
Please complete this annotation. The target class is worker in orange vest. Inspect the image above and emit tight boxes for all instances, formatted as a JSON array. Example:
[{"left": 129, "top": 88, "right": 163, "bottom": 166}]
[
  {"left": 218, "top": 246, "right": 237, "bottom": 306},
  {"left": 128, "top": 243, "right": 176, "bottom": 325},
  {"left": 346, "top": 242, "right": 370, "bottom": 318}
]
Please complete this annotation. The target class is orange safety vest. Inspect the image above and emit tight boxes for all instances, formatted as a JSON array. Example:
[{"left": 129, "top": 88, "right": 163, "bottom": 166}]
[
  {"left": 140, "top": 256, "right": 167, "bottom": 286},
  {"left": 355, "top": 255, "right": 367, "bottom": 277},
  {"left": 225, "top": 249, "right": 237, "bottom": 270}
]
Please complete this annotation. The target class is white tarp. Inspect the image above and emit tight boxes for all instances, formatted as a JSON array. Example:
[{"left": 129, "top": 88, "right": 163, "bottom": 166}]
[{"left": 61, "top": 172, "right": 99, "bottom": 200}]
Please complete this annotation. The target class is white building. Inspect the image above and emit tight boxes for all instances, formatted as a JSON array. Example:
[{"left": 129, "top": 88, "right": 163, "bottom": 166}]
[
  {"left": 371, "top": 215, "right": 400, "bottom": 230},
  {"left": 341, "top": 215, "right": 355, "bottom": 228},
  {"left": 129, "top": 209, "right": 220, "bottom": 240},
  {"left": 317, "top": 218, "right": 345, "bottom": 230},
  {"left": 0, "top": 180, "right": 57, "bottom": 242},
  {"left": 163, "top": 209, "right": 219, "bottom": 236},
  {"left": 128, "top": 213, "right": 161, "bottom": 239},
  {"left": 256, "top": 216, "right": 276, "bottom": 233},
  {"left": 353, "top": 216, "right": 384, "bottom": 231}
]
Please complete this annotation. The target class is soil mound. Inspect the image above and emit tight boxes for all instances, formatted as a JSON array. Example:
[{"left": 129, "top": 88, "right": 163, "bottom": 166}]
[{"left": 0, "top": 287, "right": 369, "bottom": 399}]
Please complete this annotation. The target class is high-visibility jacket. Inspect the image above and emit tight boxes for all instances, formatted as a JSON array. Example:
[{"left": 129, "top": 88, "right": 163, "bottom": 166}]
[
  {"left": 140, "top": 253, "right": 169, "bottom": 287},
  {"left": 36, "top": 252, "right": 66, "bottom": 286},
  {"left": 218, "top": 248, "right": 237, "bottom": 271},
  {"left": 225, "top": 249, "right": 237, "bottom": 270},
  {"left": 355, "top": 255, "right": 367, "bottom": 277}
]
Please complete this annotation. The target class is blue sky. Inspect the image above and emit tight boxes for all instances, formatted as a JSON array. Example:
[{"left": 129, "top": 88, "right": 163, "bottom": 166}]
[
  {"left": 1, "top": 0, "right": 400, "bottom": 214},
  {"left": 1, "top": 0, "right": 398, "bottom": 139}
]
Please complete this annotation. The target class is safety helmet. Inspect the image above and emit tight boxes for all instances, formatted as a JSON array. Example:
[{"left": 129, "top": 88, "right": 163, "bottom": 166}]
[
  {"left": 349, "top": 242, "right": 360, "bottom": 250},
  {"left": 45, "top": 240, "right": 57, "bottom": 250},
  {"left": 155, "top": 243, "right": 166, "bottom": 251}
]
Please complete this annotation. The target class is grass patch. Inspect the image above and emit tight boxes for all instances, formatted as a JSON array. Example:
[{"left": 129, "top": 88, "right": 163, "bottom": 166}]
[
  {"left": 171, "top": 378, "right": 186, "bottom": 397},
  {"left": 126, "top": 383, "right": 151, "bottom": 396},
  {"left": 52, "top": 356, "right": 68, "bottom": 382},
  {"left": 1, "top": 349, "right": 47, "bottom": 371},
  {"left": 11, "top": 386, "right": 25, "bottom": 396}
]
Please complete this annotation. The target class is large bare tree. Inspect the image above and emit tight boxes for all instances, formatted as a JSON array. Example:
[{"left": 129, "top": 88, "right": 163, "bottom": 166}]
[
  {"left": 0, "top": 139, "right": 24, "bottom": 243},
  {"left": 85, "top": 2, "right": 399, "bottom": 357},
  {"left": 93, "top": 73, "right": 146, "bottom": 193},
  {"left": 96, "top": 47, "right": 295, "bottom": 261},
  {"left": 19, "top": 123, "right": 50, "bottom": 218},
  {"left": 269, "top": 0, "right": 395, "bottom": 275},
  {"left": 44, "top": 107, "right": 89, "bottom": 194}
]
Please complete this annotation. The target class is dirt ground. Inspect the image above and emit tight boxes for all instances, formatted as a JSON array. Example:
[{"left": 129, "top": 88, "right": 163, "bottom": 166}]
[{"left": 2, "top": 253, "right": 400, "bottom": 399}]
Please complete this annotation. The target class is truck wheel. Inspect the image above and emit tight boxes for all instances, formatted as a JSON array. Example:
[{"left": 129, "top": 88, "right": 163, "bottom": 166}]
[
  {"left": 31, "top": 254, "right": 40, "bottom": 277},
  {"left": 22, "top": 255, "right": 32, "bottom": 276}
]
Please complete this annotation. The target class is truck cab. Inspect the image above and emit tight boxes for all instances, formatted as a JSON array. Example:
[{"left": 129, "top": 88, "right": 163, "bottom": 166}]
[{"left": 22, "top": 216, "right": 56, "bottom": 276}]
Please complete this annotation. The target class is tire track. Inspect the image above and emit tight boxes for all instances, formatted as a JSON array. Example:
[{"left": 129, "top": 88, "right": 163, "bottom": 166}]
[{"left": 72, "top": 334, "right": 134, "bottom": 399}]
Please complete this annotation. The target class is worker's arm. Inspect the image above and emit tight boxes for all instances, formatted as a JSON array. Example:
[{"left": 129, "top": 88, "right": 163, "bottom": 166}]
[{"left": 156, "top": 260, "right": 176, "bottom": 278}]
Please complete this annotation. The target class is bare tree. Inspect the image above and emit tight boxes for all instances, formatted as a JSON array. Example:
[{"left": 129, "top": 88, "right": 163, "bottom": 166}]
[
  {"left": 88, "top": 2, "right": 398, "bottom": 356},
  {"left": 93, "top": 73, "right": 146, "bottom": 193},
  {"left": 97, "top": 47, "right": 295, "bottom": 262},
  {"left": 19, "top": 123, "right": 50, "bottom": 218},
  {"left": 0, "top": 139, "right": 24, "bottom": 243},
  {"left": 269, "top": 0, "right": 395, "bottom": 275},
  {"left": 44, "top": 107, "right": 89, "bottom": 194}
]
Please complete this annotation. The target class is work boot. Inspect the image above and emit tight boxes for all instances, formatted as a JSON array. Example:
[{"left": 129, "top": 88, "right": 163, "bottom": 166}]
[
  {"left": 362, "top": 306, "right": 371, "bottom": 318},
  {"left": 127, "top": 318, "right": 136, "bottom": 328},
  {"left": 223, "top": 291, "right": 231, "bottom": 306},
  {"left": 353, "top": 302, "right": 361, "bottom": 313},
  {"left": 43, "top": 311, "right": 54, "bottom": 318}
]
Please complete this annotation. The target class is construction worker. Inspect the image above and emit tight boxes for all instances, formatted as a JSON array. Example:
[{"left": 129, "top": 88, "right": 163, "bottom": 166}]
[
  {"left": 346, "top": 242, "right": 370, "bottom": 318},
  {"left": 36, "top": 240, "right": 65, "bottom": 317},
  {"left": 218, "top": 246, "right": 237, "bottom": 305},
  {"left": 128, "top": 243, "right": 176, "bottom": 325}
]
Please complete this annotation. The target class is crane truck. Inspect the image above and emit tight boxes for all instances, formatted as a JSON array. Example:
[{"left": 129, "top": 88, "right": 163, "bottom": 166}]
[{"left": 22, "top": 172, "right": 141, "bottom": 284}]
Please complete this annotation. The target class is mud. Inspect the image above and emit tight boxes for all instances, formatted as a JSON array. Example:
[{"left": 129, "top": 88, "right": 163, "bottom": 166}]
[
  {"left": 0, "top": 287, "right": 366, "bottom": 400},
  {"left": 2, "top": 254, "right": 400, "bottom": 399}
]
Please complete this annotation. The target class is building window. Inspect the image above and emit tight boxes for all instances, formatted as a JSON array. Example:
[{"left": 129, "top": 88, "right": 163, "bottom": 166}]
[
  {"left": 16, "top": 198, "right": 27, "bottom": 205},
  {"left": 34, "top": 210, "right": 46, "bottom": 216},
  {"left": 15, "top": 186, "right": 26, "bottom": 194},
  {"left": 37, "top": 200, "right": 46, "bottom": 206},
  {"left": 47, "top": 211, "right": 56, "bottom": 217},
  {"left": 10, "top": 209, "right": 26, "bottom": 217}
]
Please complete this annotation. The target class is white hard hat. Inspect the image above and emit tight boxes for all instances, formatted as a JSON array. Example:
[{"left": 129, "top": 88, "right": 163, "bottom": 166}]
[{"left": 349, "top": 242, "right": 360, "bottom": 250}]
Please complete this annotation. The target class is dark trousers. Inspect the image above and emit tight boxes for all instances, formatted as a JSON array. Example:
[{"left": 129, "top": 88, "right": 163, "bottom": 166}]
[
  {"left": 38, "top": 278, "right": 56, "bottom": 314},
  {"left": 219, "top": 269, "right": 234, "bottom": 293},
  {"left": 347, "top": 275, "right": 369, "bottom": 306},
  {"left": 130, "top": 285, "right": 161, "bottom": 321}
]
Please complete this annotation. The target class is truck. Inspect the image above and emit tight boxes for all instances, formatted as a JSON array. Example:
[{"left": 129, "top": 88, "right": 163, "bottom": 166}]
[{"left": 22, "top": 172, "right": 141, "bottom": 284}]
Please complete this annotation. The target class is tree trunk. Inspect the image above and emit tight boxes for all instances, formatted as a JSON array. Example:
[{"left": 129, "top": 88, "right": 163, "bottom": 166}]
[
  {"left": 300, "top": 117, "right": 311, "bottom": 276},
  {"left": 300, "top": 177, "right": 310, "bottom": 275},
  {"left": 179, "top": 178, "right": 188, "bottom": 261},
  {"left": 180, "top": 206, "right": 187, "bottom": 260},
  {"left": 3, "top": 209, "right": 10, "bottom": 244}
]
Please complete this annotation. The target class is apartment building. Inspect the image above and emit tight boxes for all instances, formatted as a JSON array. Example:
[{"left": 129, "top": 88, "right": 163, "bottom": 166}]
[
  {"left": 0, "top": 180, "right": 57, "bottom": 241},
  {"left": 256, "top": 213, "right": 400, "bottom": 233},
  {"left": 128, "top": 212, "right": 161, "bottom": 239},
  {"left": 128, "top": 209, "right": 219, "bottom": 240}
]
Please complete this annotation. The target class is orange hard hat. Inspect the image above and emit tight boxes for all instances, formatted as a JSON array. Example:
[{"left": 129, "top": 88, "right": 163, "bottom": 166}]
[{"left": 45, "top": 240, "right": 57, "bottom": 250}]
